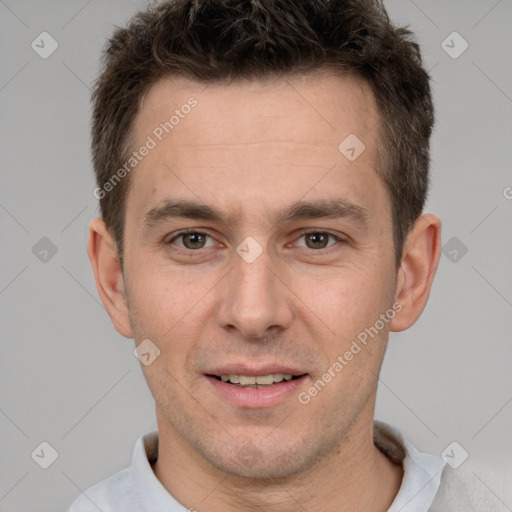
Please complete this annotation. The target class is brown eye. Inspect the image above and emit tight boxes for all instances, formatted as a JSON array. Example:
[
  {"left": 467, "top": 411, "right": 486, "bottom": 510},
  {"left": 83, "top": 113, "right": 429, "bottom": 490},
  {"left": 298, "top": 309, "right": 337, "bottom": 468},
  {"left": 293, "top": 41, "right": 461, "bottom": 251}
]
[
  {"left": 183, "top": 233, "right": 206, "bottom": 249},
  {"left": 291, "top": 231, "right": 345, "bottom": 252},
  {"left": 181, "top": 232, "right": 207, "bottom": 249},
  {"left": 168, "top": 231, "right": 214, "bottom": 250},
  {"left": 304, "top": 232, "right": 331, "bottom": 249}
]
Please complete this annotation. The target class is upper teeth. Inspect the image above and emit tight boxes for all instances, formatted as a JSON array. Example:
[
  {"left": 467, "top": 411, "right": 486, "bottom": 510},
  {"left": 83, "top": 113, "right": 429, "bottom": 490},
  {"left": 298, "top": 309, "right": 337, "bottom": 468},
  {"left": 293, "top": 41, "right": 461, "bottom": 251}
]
[{"left": 220, "top": 374, "right": 293, "bottom": 385}]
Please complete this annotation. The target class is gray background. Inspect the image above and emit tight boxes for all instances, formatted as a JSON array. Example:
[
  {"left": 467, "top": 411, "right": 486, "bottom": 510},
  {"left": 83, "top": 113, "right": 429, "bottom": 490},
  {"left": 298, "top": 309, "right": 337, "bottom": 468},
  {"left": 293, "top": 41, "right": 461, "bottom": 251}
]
[{"left": 1, "top": 0, "right": 511, "bottom": 510}]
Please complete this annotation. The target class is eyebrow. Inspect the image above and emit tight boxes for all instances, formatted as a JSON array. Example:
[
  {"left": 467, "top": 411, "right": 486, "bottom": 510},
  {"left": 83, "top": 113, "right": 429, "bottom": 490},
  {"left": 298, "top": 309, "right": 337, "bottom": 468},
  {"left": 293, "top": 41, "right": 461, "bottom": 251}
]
[{"left": 142, "top": 198, "right": 370, "bottom": 231}]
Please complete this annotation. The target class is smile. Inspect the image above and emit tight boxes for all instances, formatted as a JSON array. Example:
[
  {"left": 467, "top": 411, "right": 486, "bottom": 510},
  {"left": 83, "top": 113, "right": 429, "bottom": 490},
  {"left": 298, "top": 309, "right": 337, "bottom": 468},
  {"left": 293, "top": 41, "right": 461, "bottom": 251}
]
[
  {"left": 205, "top": 371, "right": 309, "bottom": 408},
  {"left": 211, "top": 373, "right": 302, "bottom": 388}
]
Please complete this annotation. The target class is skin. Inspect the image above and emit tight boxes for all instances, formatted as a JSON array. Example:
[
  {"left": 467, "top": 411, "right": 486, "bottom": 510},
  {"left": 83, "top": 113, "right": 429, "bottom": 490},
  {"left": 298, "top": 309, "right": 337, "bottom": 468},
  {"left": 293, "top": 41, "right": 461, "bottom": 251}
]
[{"left": 88, "top": 71, "right": 441, "bottom": 512}]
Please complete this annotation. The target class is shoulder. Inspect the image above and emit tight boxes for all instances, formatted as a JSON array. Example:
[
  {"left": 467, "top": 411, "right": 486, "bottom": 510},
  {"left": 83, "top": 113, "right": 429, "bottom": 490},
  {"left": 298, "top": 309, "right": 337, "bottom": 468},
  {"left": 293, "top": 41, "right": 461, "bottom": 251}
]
[
  {"left": 430, "top": 462, "right": 512, "bottom": 511},
  {"left": 66, "top": 467, "right": 132, "bottom": 512}
]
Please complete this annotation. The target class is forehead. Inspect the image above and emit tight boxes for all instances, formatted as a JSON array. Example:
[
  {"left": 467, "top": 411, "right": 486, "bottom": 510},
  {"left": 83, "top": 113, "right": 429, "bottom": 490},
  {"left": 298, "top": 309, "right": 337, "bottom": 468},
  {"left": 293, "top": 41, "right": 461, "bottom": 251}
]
[
  {"left": 126, "top": 71, "right": 389, "bottom": 229},
  {"left": 136, "top": 71, "right": 380, "bottom": 147}
]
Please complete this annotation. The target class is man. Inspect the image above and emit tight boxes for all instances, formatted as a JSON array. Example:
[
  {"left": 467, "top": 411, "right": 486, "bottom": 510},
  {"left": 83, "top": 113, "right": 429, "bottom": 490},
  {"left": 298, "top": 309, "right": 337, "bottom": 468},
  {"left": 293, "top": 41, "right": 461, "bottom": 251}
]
[{"left": 68, "top": 1, "right": 508, "bottom": 511}]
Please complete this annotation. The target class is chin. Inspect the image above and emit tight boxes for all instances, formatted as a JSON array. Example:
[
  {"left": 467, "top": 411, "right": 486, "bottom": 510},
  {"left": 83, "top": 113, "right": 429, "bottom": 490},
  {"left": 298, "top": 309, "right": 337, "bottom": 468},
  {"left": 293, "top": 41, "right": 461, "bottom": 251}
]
[
  {"left": 213, "top": 456, "right": 305, "bottom": 481},
  {"left": 199, "top": 437, "right": 323, "bottom": 481}
]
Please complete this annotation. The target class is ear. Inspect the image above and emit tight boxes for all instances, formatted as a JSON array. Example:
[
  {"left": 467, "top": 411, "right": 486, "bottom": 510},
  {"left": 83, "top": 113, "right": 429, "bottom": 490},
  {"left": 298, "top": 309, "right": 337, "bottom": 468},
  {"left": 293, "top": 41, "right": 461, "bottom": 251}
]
[
  {"left": 87, "top": 217, "right": 133, "bottom": 338},
  {"left": 389, "top": 214, "right": 442, "bottom": 332}
]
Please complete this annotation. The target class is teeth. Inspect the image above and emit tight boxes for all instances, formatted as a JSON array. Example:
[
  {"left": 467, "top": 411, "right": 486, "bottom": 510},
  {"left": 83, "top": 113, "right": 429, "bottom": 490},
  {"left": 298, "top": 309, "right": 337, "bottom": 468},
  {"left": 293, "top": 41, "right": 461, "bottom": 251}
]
[
  {"left": 255, "top": 375, "right": 273, "bottom": 385},
  {"left": 239, "top": 375, "right": 256, "bottom": 385},
  {"left": 218, "top": 373, "right": 296, "bottom": 386}
]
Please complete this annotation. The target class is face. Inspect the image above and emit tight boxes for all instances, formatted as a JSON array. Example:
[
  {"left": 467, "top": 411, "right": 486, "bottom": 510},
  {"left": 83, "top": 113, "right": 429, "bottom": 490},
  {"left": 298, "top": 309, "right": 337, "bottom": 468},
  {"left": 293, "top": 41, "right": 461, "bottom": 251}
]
[{"left": 121, "top": 72, "right": 399, "bottom": 478}]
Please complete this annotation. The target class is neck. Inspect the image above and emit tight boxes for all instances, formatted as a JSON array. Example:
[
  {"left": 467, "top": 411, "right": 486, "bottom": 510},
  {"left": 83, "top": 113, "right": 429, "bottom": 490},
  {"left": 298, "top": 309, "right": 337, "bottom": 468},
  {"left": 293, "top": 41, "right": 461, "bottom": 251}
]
[{"left": 152, "top": 412, "right": 403, "bottom": 512}]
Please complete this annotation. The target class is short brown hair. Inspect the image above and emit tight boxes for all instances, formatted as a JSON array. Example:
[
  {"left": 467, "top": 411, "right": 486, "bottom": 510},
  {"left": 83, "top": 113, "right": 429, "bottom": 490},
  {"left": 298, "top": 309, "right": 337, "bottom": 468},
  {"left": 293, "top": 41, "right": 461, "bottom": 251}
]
[{"left": 91, "top": 0, "right": 434, "bottom": 270}]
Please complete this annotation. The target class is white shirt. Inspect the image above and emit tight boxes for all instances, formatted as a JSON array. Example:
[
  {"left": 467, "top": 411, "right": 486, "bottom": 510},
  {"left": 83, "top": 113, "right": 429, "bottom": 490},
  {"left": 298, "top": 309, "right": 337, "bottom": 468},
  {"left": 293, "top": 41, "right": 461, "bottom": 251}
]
[{"left": 67, "top": 421, "right": 446, "bottom": 511}]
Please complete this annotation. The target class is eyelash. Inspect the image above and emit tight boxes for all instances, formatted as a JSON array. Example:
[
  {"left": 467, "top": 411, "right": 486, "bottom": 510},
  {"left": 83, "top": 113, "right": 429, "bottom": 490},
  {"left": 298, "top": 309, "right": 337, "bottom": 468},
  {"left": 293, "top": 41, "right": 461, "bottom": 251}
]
[{"left": 166, "top": 229, "right": 345, "bottom": 253}]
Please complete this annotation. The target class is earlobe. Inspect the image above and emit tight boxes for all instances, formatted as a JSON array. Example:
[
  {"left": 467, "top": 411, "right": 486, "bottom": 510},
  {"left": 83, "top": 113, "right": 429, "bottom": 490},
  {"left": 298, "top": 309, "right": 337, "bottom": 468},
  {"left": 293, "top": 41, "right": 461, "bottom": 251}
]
[
  {"left": 389, "top": 214, "right": 442, "bottom": 333},
  {"left": 87, "top": 217, "right": 133, "bottom": 338}
]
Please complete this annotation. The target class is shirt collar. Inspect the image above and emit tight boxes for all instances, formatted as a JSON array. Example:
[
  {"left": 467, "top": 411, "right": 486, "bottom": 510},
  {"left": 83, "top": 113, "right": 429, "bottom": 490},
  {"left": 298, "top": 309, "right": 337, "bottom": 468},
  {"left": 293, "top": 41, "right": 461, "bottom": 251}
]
[
  {"left": 374, "top": 420, "right": 446, "bottom": 511},
  {"left": 129, "top": 430, "right": 185, "bottom": 510}
]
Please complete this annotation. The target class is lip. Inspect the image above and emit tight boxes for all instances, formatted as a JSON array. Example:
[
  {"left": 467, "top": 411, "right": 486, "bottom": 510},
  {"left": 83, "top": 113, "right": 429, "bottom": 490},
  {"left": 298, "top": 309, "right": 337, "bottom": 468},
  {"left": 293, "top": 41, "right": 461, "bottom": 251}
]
[
  {"left": 205, "top": 364, "right": 307, "bottom": 377},
  {"left": 204, "top": 373, "right": 309, "bottom": 409}
]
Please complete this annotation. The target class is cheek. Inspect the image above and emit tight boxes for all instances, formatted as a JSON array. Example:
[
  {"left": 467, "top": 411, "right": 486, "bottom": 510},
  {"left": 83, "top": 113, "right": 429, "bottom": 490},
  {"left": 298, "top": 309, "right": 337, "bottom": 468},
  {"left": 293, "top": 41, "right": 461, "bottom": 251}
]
[
  {"left": 294, "top": 269, "right": 388, "bottom": 341},
  {"left": 125, "top": 259, "right": 212, "bottom": 345}
]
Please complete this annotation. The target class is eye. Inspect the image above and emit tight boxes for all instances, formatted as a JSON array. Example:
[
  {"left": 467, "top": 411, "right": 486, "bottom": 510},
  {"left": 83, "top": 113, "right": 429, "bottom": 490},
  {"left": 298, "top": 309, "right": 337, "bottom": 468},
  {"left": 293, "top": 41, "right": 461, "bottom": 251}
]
[
  {"left": 294, "top": 231, "right": 343, "bottom": 250},
  {"left": 167, "top": 230, "right": 216, "bottom": 250},
  {"left": 165, "top": 229, "right": 344, "bottom": 253}
]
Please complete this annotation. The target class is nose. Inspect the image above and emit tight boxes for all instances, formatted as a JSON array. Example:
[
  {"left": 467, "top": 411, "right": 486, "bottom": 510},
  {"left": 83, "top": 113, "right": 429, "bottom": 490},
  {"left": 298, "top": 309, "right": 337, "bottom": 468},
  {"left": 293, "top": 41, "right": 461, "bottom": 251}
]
[{"left": 216, "top": 247, "right": 294, "bottom": 339}]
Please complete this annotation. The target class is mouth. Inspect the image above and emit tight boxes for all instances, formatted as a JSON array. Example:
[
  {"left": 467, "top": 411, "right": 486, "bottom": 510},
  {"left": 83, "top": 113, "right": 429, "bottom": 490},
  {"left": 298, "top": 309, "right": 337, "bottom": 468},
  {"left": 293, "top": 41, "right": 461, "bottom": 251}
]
[
  {"left": 207, "top": 373, "right": 305, "bottom": 389},
  {"left": 203, "top": 365, "right": 309, "bottom": 408}
]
